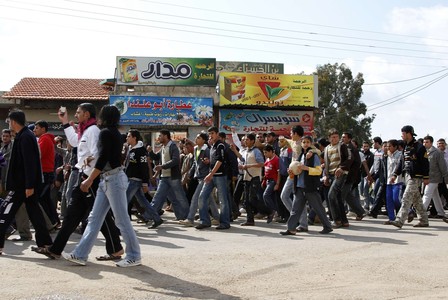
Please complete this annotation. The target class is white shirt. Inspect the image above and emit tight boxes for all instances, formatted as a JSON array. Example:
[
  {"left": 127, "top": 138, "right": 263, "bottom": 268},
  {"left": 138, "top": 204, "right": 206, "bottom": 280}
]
[{"left": 64, "top": 124, "right": 99, "bottom": 176}]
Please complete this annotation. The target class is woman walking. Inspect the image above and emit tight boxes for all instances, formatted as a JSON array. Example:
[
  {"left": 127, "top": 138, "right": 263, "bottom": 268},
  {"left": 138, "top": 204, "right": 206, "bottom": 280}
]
[{"left": 62, "top": 105, "right": 141, "bottom": 267}]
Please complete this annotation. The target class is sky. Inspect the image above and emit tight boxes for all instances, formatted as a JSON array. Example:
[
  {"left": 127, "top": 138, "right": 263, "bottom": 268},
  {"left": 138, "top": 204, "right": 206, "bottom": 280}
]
[{"left": 0, "top": 0, "right": 447, "bottom": 141}]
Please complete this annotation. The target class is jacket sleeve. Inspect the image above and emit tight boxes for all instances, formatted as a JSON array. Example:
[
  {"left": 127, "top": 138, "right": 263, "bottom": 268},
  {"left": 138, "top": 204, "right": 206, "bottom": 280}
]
[{"left": 339, "top": 144, "right": 353, "bottom": 172}]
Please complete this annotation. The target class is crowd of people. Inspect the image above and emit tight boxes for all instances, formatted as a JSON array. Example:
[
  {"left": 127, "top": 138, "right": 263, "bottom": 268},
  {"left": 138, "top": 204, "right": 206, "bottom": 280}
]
[{"left": 0, "top": 103, "right": 447, "bottom": 268}]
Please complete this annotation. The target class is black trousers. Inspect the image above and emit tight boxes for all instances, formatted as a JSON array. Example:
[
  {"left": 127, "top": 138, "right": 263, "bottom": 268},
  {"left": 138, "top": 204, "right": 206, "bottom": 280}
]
[
  {"left": 50, "top": 176, "right": 122, "bottom": 255},
  {"left": 0, "top": 190, "right": 52, "bottom": 248},
  {"left": 243, "top": 176, "right": 262, "bottom": 222},
  {"left": 38, "top": 172, "right": 59, "bottom": 225}
]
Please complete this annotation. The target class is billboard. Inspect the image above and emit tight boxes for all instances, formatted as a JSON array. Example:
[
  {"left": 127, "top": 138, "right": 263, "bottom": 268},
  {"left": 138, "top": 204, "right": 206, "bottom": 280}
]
[
  {"left": 116, "top": 57, "right": 216, "bottom": 86},
  {"left": 216, "top": 61, "right": 284, "bottom": 77},
  {"left": 110, "top": 95, "right": 213, "bottom": 126},
  {"left": 219, "top": 109, "right": 314, "bottom": 137},
  {"left": 218, "top": 73, "right": 317, "bottom": 108}
]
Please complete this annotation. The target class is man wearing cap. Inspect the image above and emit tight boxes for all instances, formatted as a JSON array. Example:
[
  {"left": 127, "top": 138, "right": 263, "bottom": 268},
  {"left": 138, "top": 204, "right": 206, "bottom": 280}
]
[{"left": 390, "top": 125, "right": 430, "bottom": 228}]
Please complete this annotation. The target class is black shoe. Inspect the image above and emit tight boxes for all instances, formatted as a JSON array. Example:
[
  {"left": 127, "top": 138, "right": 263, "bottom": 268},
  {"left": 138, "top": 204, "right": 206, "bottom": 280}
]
[
  {"left": 319, "top": 228, "right": 333, "bottom": 234},
  {"left": 240, "top": 221, "right": 255, "bottom": 226},
  {"left": 279, "top": 230, "right": 296, "bottom": 236},
  {"left": 407, "top": 212, "right": 415, "bottom": 223},
  {"left": 195, "top": 224, "right": 211, "bottom": 230},
  {"left": 148, "top": 219, "right": 164, "bottom": 229},
  {"left": 215, "top": 225, "right": 230, "bottom": 230},
  {"left": 266, "top": 213, "right": 275, "bottom": 224},
  {"left": 12, "top": 236, "right": 32, "bottom": 242},
  {"left": 367, "top": 212, "right": 377, "bottom": 219}
]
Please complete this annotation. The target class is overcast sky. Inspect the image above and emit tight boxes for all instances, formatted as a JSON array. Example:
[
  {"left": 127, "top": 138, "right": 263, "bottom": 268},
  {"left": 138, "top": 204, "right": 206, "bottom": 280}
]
[{"left": 0, "top": 0, "right": 447, "bottom": 141}]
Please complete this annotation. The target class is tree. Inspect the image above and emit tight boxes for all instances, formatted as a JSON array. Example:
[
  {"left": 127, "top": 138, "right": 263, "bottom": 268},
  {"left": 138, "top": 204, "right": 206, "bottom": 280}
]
[{"left": 314, "top": 63, "right": 375, "bottom": 143}]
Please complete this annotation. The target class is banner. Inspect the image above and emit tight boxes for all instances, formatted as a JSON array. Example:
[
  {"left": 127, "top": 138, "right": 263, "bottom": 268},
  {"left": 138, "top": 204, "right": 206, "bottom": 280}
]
[
  {"left": 116, "top": 57, "right": 216, "bottom": 86},
  {"left": 216, "top": 61, "right": 284, "bottom": 77},
  {"left": 110, "top": 95, "right": 214, "bottom": 126},
  {"left": 218, "top": 73, "right": 317, "bottom": 108},
  {"left": 219, "top": 109, "right": 314, "bottom": 137}
]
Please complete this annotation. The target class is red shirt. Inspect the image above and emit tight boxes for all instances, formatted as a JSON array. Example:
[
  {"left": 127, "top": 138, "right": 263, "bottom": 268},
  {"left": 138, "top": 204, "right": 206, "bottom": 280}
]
[
  {"left": 38, "top": 133, "right": 55, "bottom": 173},
  {"left": 264, "top": 155, "right": 279, "bottom": 181}
]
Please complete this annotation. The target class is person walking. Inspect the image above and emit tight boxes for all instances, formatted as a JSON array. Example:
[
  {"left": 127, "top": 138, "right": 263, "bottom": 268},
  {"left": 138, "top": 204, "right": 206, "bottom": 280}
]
[
  {"left": 62, "top": 105, "right": 141, "bottom": 267},
  {"left": 0, "top": 110, "right": 53, "bottom": 255},
  {"left": 390, "top": 126, "right": 430, "bottom": 228}
]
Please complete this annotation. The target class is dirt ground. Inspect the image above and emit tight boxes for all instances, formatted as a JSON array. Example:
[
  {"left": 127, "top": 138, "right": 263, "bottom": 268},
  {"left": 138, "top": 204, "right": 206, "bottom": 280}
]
[{"left": 1, "top": 212, "right": 448, "bottom": 300}]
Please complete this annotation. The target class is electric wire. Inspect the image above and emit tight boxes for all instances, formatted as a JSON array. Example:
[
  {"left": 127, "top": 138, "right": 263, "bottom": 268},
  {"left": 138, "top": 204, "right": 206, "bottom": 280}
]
[{"left": 1, "top": 2, "right": 447, "bottom": 62}]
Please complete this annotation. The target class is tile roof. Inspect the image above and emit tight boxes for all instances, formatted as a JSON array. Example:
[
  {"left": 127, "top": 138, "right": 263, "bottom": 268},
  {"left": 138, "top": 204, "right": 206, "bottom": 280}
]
[{"left": 3, "top": 78, "right": 110, "bottom": 100}]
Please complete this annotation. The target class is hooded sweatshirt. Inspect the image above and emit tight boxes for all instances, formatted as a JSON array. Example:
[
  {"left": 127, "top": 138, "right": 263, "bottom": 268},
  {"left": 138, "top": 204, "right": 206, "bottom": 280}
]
[{"left": 125, "top": 140, "right": 149, "bottom": 183}]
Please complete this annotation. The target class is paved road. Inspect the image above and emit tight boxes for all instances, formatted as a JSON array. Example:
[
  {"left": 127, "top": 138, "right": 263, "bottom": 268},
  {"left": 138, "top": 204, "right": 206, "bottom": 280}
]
[{"left": 1, "top": 212, "right": 448, "bottom": 299}]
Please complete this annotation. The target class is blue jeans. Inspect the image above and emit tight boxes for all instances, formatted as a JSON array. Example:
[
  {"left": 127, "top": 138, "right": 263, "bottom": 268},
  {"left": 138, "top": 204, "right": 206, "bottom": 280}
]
[
  {"left": 72, "top": 171, "right": 141, "bottom": 261},
  {"left": 287, "top": 188, "right": 332, "bottom": 231},
  {"left": 188, "top": 179, "right": 219, "bottom": 222},
  {"left": 280, "top": 178, "right": 308, "bottom": 228},
  {"left": 126, "top": 179, "right": 161, "bottom": 222},
  {"left": 198, "top": 175, "right": 230, "bottom": 227},
  {"left": 263, "top": 179, "right": 277, "bottom": 213},
  {"left": 386, "top": 183, "right": 403, "bottom": 221},
  {"left": 151, "top": 177, "right": 189, "bottom": 220},
  {"left": 328, "top": 174, "right": 348, "bottom": 223}
]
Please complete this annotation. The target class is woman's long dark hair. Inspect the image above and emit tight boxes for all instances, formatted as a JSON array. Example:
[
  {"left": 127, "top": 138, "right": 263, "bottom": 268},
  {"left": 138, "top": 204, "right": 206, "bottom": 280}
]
[{"left": 98, "top": 105, "right": 120, "bottom": 128}]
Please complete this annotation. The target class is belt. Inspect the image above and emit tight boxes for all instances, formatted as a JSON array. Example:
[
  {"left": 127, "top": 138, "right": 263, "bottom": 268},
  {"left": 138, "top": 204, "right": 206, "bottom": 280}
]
[{"left": 101, "top": 166, "right": 124, "bottom": 177}]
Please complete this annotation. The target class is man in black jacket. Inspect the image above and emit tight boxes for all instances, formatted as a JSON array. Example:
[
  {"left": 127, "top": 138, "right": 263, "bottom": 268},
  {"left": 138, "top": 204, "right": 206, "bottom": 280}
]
[
  {"left": 391, "top": 126, "right": 430, "bottom": 228},
  {"left": 0, "top": 110, "right": 53, "bottom": 255}
]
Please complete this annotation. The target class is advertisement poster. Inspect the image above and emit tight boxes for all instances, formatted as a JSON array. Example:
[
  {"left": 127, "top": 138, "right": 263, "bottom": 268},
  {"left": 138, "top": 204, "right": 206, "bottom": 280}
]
[
  {"left": 219, "top": 109, "right": 314, "bottom": 137},
  {"left": 110, "top": 95, "right": 214, "bottom": 126},
  {"left": 216, "top": 61, "right": 284, "bottom": 77},
  {"left": 218, "top": 73, "right": 317, "bottom": 108},
  {"left": 116, "top": 56, "right": 216, "bottom": 86}
]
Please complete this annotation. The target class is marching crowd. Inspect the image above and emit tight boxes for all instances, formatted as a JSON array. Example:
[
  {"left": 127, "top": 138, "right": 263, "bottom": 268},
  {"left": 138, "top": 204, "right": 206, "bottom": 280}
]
[{"left": 0, "top": 102, "right": 447, "bottom": 268}]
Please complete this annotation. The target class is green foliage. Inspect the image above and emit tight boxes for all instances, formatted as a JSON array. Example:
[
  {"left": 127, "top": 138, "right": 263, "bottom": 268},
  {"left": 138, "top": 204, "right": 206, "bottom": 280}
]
[{"left": 314, "top": 63, "right": 375, "bottom": 143}]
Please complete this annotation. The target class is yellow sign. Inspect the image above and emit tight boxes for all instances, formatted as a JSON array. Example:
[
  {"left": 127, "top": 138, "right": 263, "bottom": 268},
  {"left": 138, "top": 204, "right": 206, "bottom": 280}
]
[{"left": 218, "top": 73, "right": 317, "bottom": 108}]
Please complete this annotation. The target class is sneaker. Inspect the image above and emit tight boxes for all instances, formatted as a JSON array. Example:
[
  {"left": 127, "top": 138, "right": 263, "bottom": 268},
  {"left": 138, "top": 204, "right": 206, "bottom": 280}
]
[
  {"left": 211, "top": 219, "right": 220, "bottom": 226},
  {"left": 62, "top": 252, "right": 86, "bottom": 266},
  {"left": 390, "top": 220, "right": 403, "bottom": 229},
  {"left": 4, "top": 225, "right": 16, "bottom": 240},
  {"left": 413, "top": 222, "right": 429, "bottom": 227},
  {"left": 116, "top": 258, "right": 142, "bottom": 267},
  {"left": 179, "top": 220, "right": 194, "bottom": 227}
]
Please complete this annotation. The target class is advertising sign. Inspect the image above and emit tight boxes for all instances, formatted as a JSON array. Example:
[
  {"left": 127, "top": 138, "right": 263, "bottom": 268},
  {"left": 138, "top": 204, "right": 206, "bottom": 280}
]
[
  {"left": 116, "top": 57, "right": 216, "bottom": 86},
  {"left": 219, "top": 109, "right": 314, "bottom": 137},
  {"left": 110, "top": 95, "right": 214, "bottom": 126},
  {"left": 218, "top": 73, "right": 317, "bottom": 108},
  {"left": 216, "top": 61, "right": 284, "bottom": 77}
]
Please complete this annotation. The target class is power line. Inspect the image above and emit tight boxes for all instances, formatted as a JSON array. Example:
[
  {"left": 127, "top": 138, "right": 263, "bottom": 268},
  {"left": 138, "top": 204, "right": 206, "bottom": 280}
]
[
  {"left": 0, "top": 14, "right": 445, "bottom": 71},
  {"left": 322, "top": 71, "right": 448, "bottom": 118},
  {"left": 364, "top": 68, "right": 448, "bottom": 85},
  {"left": 58, "top": 0, "right": 448, "bottom": 50},
  {"left": 1, "top": 2, "right": 448, "bottom": 62},
  {"left": 140, "top": 0, "right": 448, "bottom": 43}
]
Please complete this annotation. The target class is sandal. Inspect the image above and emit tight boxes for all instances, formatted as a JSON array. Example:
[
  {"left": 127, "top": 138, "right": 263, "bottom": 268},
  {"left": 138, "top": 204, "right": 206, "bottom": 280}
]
[{"left": 95, "top": 254, "right": 122, "bottom": 261}]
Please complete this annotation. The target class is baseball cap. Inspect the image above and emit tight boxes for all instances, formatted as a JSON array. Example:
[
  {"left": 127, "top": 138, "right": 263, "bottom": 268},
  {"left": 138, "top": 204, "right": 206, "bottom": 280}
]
[{"left": 401, "top": 125, "right": 417, "bottom": 136}]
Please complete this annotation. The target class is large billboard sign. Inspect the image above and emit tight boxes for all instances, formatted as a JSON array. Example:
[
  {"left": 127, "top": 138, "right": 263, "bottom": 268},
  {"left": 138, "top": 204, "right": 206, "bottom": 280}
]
[
  {"left": 219, "top": 109, "right": 314, "bottom": 137},
  {"left": 111, "top": 95, "right": 213, "bottom": 126},
  {"left": 218, "top": 73, "right": 317, "bottom": 108},
  {"left": 116, "top": 57, "right": 216, "bottom": 86},
  {"left": 216, "top": 61, "right": 284, "bottom": 77}
]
